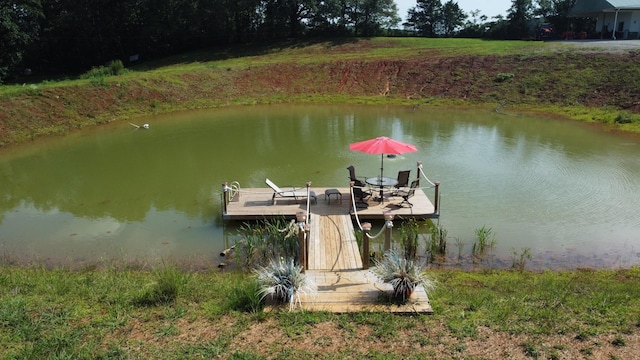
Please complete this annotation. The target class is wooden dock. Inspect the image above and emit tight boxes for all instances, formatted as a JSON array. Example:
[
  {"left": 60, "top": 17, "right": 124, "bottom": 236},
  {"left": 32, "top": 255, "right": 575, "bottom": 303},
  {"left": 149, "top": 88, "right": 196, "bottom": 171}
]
[
  {"left": 221, "top": 186, "right": 439, "bottom": 221},
  {"left": 222, "top": 185, "right": 437, "bottom": 313}
]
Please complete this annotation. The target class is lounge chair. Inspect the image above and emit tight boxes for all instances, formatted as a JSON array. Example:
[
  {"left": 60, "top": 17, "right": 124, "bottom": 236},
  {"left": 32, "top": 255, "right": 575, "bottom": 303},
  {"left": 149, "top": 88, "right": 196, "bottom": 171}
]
[
  {"left": 396, "top": 179, "right": 419, "bottom": 208},
  {"left": 265, "top": 178, "right": 316, "bottom": 205}
]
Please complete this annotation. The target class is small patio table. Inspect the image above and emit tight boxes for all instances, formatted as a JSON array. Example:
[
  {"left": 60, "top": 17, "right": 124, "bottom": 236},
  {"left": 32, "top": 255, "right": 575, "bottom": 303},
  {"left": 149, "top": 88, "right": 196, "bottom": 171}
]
[{"left": 366, "top": 176, "right": 398, "bottom": 203}]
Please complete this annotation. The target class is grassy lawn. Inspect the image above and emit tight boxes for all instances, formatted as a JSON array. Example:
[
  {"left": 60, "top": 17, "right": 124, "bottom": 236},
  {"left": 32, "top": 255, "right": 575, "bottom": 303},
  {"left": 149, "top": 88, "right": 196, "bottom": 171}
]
[{"left": 1, "top": 265, "right": 638, "bottom": 358}]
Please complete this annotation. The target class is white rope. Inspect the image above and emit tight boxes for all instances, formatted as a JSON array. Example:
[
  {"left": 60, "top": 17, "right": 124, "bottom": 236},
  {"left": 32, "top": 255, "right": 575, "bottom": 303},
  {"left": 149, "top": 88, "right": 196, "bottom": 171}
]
[
  {"left": 349, "top": 188, "right": 389, "bottom": 240},
  {"left": 222, "top": 184, "right": 315, "bottom": 197},
  {"left": 226, "top": 181, "right": 240, "bottom": 201},
  {"left": 417, "top": 163, "right": 436, "bottom": 188},
  {"left": 366, "top": 224, "right": 388, "bottom": 239},
  {"left": 222, "top": 186, "right": 275, "bottom": 195},
  {"left": 350, "top": 188, "right": 364, "bottom": 231}
]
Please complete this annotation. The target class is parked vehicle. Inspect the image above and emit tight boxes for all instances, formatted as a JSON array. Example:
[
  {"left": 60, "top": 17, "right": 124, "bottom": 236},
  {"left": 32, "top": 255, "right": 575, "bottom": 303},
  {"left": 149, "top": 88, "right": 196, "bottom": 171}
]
[{"left": 537, "top": 23, "right": 553, "bottom": 40}]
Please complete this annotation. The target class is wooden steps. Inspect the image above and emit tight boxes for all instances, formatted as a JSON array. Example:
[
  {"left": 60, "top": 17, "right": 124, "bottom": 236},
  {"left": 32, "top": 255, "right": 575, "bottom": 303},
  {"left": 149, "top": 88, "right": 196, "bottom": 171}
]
[{"left": 298, "top": 270, "right": 433, "bottom": 313}]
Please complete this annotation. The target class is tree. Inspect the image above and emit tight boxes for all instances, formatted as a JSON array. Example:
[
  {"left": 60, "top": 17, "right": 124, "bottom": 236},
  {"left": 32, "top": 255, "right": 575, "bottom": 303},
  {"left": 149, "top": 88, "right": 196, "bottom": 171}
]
[
  {"left": 506, "top": 0, "right": 534, "bottom": 39},
  {"left": 440, "top": 0, "right": 466, "bottom": 36},
  {"left": 261, "top": 0, "right": 317, "bottom": 38},
  {"left": 0, "top": 0, "right": 43, "bottom": 82},
  {"left": 404, "top": 0, "right": 442, "bottom": 37},
  {"left": 350, "top": 0, "right": 400, "bottom": 36},
  {"left": 457, "top": 9, "right": 488, "bottom": 38}
]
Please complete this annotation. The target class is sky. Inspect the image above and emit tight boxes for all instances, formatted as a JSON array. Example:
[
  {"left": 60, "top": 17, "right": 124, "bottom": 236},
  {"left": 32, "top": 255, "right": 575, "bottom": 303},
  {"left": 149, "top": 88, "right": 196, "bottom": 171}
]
[{"left": 395, "top": 0, "right": 512, "bottom": 21}]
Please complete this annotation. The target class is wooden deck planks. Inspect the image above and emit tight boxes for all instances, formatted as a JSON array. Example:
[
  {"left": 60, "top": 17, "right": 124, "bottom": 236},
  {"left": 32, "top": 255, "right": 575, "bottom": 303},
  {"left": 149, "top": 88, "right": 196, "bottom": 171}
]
[
  {"left": 307, "top": 214, "right": 362, "bottom": 271},
  {"left": 297, "top": 270, "right": 433, "bottom": 313},
  {"left": 222, "top": 186, "right": 438, "bottom": 221}
]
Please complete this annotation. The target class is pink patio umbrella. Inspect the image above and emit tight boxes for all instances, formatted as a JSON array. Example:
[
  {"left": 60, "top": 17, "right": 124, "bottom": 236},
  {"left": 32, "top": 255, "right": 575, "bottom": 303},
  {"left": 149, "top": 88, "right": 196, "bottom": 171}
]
[{"left": 349, "top": 136, "right": 417, "bottom": 197}]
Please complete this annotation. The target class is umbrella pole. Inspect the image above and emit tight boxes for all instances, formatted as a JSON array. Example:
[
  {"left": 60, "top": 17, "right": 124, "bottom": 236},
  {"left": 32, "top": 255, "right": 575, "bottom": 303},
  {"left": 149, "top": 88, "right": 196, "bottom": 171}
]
[{"left": 379, "top": 154, "right": 384, "bottom": 202}]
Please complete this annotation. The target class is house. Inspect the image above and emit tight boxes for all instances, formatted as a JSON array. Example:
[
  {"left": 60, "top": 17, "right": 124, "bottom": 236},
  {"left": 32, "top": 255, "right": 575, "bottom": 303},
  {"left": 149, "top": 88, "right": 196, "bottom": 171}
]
[{"left": 569, "top": 0, "right": 640, "bottom": 39}]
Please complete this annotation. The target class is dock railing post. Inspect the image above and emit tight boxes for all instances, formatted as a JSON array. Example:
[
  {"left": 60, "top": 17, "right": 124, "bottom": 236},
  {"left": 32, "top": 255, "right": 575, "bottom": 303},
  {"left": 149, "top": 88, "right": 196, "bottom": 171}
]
[
  {"left": 362, "top": 222, "right": 371, "bottom": 269},
  {"left": 304, "top": 224, "right": 310, "bottom": 270},
  {"left": 222, "top": 182, "right": 229, "bottom": 215},
  {"left": 296, "top": 212, "right": 307, "bottom": 272},
  {"left": 434, "top": 181, "right": 440, "bottom": 214},
  {"left": 384, "top": 212, "right": 394, "bottom": 252}
]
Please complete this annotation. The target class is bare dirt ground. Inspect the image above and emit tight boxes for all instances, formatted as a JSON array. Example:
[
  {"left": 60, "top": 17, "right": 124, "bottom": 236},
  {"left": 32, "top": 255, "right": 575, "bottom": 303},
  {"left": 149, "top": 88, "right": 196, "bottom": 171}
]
[{"left": 165, "top": 316, "right": 640, "bottom": 359}]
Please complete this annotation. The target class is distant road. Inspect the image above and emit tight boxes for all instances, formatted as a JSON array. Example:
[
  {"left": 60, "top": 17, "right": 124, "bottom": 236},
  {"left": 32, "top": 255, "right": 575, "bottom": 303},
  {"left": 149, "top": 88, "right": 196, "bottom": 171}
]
[{"left": 560, "top": 39, "right": 640, "bottom": 52}]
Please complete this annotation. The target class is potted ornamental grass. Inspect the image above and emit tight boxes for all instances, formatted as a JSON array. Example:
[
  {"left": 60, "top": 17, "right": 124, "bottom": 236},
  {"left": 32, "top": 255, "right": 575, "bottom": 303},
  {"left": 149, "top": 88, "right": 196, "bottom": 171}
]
[
  {"left": 372, "top": 250, "right": 435, "bottom": 302},
  {"left": 254, "top": 257, "right": 312, "bottom": 311}
]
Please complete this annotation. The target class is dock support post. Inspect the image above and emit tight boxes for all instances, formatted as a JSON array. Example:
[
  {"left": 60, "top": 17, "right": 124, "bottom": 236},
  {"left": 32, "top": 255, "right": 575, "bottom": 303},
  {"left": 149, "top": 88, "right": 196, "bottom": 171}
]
[
  {"left": 296, "top": 212, "right": 307, "bottom": 272},
  {"left": 222, "top": 182, "right": 229, "bottom": 216},
  {"left": 362, "top": 222, "right": 371, "bottom": 269},
  {"left": 383, "top": 212, "right": 394, "bottom": 252},
  {"left": 434, "top": 181, "right": 440, "bottom": 214}
]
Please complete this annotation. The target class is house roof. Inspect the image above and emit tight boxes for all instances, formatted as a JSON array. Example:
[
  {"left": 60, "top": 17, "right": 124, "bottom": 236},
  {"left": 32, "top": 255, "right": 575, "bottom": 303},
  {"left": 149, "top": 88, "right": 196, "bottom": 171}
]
[{"left": 569, "top": 0, "right": 640, "bottom": 16}]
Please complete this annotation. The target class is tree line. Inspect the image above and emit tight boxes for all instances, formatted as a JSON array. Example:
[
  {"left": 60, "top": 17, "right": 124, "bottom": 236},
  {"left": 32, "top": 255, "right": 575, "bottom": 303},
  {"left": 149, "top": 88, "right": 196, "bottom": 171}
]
[{"left": 1, "top": 0, "right": 588, "bottom": 83}]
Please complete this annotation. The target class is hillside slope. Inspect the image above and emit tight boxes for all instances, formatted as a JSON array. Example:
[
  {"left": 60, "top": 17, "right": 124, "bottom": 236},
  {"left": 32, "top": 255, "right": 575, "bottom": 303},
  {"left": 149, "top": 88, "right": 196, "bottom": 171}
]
[{"left": 1, "top": 38, "right": 639, "bottom": 146}]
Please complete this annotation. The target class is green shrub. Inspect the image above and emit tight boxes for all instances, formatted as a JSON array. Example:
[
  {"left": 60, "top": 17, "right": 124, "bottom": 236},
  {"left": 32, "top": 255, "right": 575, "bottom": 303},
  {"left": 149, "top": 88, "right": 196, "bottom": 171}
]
[
  {"left": 614, "top": 113, "right": 633, "bottom": 124},
  {"left": 81, "top": 59, "right": 126, "bottom": 80}
]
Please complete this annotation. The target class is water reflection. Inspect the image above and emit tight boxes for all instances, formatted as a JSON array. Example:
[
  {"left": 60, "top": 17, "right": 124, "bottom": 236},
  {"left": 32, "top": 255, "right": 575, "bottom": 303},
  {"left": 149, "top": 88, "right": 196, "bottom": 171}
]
[{"left": 0, "top": 104, "right": 639, "bottom": 269}]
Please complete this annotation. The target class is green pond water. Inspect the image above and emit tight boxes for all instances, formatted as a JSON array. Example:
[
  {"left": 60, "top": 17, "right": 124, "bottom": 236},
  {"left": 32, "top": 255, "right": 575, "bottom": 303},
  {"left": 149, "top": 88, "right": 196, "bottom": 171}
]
[{"left": 0, "top": 104, "right": 639, "bottom": 269}]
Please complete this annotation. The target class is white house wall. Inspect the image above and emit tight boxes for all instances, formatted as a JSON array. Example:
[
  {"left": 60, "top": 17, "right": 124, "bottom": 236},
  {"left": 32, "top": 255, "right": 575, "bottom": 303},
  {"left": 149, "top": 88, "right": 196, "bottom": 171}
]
[
  {"left": 630, "top": 11, "right": 640, "bottom": 32},
  {"left": 596, "top": 10, "right": 640, "bottom": 37}
]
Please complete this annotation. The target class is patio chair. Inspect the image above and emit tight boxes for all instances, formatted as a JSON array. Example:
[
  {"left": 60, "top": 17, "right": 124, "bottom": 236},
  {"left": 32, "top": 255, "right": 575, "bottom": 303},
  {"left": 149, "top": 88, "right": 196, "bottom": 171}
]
[
  {"left": 265, "top": 178, "right": 316, "bottom": 205},
  {"left": 352, "top": 187, "right": 370, "bottom": 209},
  {"left": 346, "top": 165, "right": 367, "bottom": 188},
  {"left": 393, "top": 170, "right": 411, "bottom": 195},
  {"left": 396, "top": 179, "right": 419, "bottom": 208}
]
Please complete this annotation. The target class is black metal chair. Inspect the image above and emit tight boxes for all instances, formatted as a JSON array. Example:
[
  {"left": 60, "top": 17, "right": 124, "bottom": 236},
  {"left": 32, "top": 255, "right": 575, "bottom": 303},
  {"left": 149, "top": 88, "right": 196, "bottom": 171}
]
[
  {"left": 393, "top": 170, "right": 411, "bottom": 195},
  {"left": 346, "top": 165, "right": 367, "bottom": 188},
  {"left": 352, "top": 187, "right": 370, "bottom": 209},
  {"left": 397, "top": 179, "right": 419, "bottom": 208}
]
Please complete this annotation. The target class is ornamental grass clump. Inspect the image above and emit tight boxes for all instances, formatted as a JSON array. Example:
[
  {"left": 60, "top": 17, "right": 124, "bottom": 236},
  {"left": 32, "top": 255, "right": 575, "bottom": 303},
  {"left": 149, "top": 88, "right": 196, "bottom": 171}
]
[
  {"left": 134, "top": 264, "right": 186, "bottom": 306},
  {"left": 372, "top": 250, "right": 435, "bottom": 302},
  {"left": 254, "top": 257, "right": 312, "bottom": 311}
]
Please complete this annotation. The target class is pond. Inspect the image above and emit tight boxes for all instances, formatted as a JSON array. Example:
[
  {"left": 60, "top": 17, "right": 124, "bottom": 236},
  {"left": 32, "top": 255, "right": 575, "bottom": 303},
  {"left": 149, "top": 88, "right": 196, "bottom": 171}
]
[{"left": 0, "top": 104, "right": 639, "bottom": 269}]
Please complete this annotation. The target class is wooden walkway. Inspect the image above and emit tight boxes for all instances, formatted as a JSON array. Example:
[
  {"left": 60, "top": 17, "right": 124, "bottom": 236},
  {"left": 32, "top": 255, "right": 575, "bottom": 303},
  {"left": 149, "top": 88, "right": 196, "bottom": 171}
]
[
  {"left": 222, "top": 185, "right": 436, "bottom": 313},
  {"left": 308, "top": 214, "right": 362, "bottom": 270}
]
